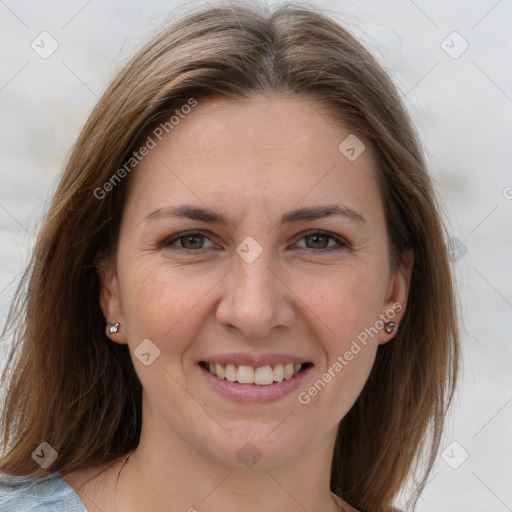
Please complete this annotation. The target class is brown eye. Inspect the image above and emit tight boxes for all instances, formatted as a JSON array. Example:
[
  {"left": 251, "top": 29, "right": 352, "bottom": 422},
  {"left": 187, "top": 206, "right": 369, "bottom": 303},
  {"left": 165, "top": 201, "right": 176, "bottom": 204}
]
[
  {"left": 180, "top": 234, "right": 205, "bottom": 250},
  {"left": 163, "top": 230, "right": 347, "bottom": 254},
  {"left": 304, "top": 234, "right": 330, "bottom": 249},
  {"left": 163, "top": 231, "right": 215, "bottom": 252},
  {"left": 295, "top": 231, "right": 347, "bottom": 252}
]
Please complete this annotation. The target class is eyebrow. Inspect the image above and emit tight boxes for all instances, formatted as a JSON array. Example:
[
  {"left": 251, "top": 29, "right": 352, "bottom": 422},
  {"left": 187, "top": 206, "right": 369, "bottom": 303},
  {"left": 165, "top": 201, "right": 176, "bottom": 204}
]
[{"left": 144, "top": 203, "right": 366, "bottom": 227}]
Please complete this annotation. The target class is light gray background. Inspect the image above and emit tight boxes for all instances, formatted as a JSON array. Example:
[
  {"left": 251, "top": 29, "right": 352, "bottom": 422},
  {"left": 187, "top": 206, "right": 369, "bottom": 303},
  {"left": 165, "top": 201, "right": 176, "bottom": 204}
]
[{"left": 0, "top": 1, "right": 511, "bottom": 510}]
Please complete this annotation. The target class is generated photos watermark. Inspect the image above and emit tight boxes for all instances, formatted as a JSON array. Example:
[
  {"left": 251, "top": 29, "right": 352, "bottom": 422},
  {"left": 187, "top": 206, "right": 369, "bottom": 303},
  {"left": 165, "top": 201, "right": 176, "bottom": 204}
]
[
  {"left": 297, "top": 302, "right": 403, "bottom": 405},
  {"left": 94, "top": 97, "right": 198, "bottom": 200}
]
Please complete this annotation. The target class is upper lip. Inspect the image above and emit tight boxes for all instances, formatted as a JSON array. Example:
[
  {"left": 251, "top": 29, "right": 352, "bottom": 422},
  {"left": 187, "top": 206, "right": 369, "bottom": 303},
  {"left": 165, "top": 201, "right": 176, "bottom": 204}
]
[{"left": 199, "top": 353, "right": 312, "bottom": 367}]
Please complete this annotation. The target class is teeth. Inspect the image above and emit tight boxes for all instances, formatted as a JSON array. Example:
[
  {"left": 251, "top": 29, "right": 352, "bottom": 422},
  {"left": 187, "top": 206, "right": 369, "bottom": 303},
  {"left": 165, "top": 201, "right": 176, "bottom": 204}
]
[
  {"left": 237, "top": 365, "right": 254, "bottom": 384},
  {"left": 225, "top": 363, "right": 237, "bottom": 382},
  {"left": 254, "top": 365, "right": 274, "bottom": 385},
  {"left": 216, "top": 363, "right": 225, "bottom": 380},
  {"left": 205, "top": 362, "right": 305, "bottom": 385},
  {"left": 273, "top": 364, "right": 284, "bottom": 382},
  {"left": 284, "top": 363, "right": 294, "bottom": 380}
]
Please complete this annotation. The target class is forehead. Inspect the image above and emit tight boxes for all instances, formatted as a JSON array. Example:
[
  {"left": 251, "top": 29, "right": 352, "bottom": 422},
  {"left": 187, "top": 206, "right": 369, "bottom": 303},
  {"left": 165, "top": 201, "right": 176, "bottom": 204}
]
[
  {"left": 124, "top": 94, "right": 383, "bottom": 223},
  {"left": 147, "top": 94, "right": 373, "bottom": 166}
]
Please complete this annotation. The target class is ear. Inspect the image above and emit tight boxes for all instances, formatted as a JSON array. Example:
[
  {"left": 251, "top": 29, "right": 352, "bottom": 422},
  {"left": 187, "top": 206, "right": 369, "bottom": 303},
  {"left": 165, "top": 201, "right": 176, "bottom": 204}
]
[
  {"left": 378, "top": 248, "right": 414, "bottom": 345},
  {"left": 95, "top": 253, "right": 128, "bottom": 345}
]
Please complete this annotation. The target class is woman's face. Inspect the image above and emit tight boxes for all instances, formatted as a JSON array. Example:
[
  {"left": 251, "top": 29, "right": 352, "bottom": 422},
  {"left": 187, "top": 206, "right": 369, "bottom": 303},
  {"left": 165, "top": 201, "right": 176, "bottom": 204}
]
[{"left": 99, "top": 94, "right": 412, "bottom": 468}]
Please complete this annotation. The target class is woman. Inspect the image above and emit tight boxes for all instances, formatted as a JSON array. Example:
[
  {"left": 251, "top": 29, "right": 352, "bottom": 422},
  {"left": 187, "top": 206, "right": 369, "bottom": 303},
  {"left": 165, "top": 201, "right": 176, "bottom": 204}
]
[{"left": 0, "top": 2, "right": 459, "bottom": 511}]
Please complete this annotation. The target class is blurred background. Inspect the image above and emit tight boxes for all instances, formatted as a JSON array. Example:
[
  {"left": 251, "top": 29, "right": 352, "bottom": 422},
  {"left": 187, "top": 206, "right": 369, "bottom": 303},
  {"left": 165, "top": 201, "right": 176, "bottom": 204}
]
[{"left": 0, "top": 0, "right": 511, "bottom": 510}]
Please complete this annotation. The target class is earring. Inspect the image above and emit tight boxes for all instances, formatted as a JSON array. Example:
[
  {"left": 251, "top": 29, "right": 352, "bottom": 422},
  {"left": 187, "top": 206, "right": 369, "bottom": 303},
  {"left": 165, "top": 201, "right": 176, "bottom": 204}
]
[
  {"left": 384, "top": 321, "right": 396, "bottom": 334},
  {"left": 109, "top": 322, "right": 120, "bottom": 334}
]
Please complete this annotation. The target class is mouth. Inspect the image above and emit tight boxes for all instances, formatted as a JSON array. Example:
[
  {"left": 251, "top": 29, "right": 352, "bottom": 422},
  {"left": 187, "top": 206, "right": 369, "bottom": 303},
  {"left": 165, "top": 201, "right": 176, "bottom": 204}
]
[
  {"left": 198, "top": 361, "right": 313, "bottom": 386},
  {"left": 197, "top": 360, "right": 313, "bottom": 403}
]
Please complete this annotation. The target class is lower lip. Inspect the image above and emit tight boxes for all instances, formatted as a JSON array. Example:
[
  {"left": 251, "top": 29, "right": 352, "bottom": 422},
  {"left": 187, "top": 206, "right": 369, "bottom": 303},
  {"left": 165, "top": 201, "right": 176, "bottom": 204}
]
[{"left": 198, "top": 363, "right": 313, "bottom": 403}]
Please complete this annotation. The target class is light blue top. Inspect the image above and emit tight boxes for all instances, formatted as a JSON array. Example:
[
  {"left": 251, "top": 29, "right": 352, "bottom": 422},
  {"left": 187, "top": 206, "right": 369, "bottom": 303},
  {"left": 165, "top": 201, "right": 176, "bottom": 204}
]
[{"left": 0, "top": 471, "right": 86, "bottom": 511}]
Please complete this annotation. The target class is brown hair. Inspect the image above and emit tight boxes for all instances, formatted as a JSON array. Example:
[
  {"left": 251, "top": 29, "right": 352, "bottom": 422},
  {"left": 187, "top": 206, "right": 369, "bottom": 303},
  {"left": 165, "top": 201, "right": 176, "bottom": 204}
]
[{"left": 0, "top": 2, "right": 459, "bottom": 510}]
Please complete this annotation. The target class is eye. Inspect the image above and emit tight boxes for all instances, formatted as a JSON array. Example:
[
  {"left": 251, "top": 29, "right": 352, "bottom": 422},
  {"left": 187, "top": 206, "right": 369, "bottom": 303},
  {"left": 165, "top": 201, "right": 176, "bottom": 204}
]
[
  {"left": 161, "top": 230, "right": 348, "bottom": 254},
  {"left": 294, "top": 230, "right": 348, "bottom": 252},
  {"left": 163, "top": 231, "right": 215, "bottom": 252}
]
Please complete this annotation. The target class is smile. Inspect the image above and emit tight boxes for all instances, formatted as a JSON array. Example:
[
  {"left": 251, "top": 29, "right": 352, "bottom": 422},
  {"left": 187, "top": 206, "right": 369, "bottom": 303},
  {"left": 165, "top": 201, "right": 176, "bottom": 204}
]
[
  {"left": 199, "top": 361, "right": 311, "bottom": 385},
  {"left": 198, "top": 360, "right": 313, "bottom": 403}
]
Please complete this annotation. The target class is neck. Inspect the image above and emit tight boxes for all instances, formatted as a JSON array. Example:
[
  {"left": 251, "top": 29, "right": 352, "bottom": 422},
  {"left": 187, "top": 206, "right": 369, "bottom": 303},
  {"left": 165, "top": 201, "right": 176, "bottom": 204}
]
[{"left": 113, "top": 416, "right": 342, "bottom": 512}]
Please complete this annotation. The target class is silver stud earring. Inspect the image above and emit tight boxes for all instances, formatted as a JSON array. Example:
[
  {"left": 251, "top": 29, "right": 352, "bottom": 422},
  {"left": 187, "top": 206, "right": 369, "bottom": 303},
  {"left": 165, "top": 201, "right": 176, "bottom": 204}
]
[
  {"left": 109, "top": 322, "right": 120, "bottom": 334},
  {"left": 384, "top": 321, "right": 396, "bottom": 334}
]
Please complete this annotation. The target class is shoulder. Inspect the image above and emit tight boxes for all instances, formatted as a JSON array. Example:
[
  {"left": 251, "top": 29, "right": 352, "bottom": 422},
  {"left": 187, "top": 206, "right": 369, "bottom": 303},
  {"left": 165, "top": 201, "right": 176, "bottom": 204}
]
[{"left": 0, "top": 472, "right": 87, "bottom": 511}]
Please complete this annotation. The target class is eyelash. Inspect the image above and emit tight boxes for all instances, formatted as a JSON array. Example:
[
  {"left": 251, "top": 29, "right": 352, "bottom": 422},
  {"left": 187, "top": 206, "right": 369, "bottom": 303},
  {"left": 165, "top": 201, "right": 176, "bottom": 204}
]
[{"left": 161, "top": 230, "right": 349, "bottom": 254}]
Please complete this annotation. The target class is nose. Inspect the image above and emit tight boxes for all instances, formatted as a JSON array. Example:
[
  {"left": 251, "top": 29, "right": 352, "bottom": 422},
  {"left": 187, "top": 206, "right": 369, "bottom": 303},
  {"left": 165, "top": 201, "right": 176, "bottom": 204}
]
[{"left": 215, "top": 248, "right": 295, "bottom": 340}]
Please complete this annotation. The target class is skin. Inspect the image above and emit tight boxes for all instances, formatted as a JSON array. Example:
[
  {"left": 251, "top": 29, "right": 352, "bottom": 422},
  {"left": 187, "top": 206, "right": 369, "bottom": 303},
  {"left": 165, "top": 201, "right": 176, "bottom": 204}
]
[{"left": 62, "top": 93, "right": 413, "bottom": 512}]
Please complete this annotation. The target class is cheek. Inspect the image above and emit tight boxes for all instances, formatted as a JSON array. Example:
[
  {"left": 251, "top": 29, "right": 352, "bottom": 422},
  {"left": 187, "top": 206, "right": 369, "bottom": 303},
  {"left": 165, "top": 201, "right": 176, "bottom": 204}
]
[
  {"left": 301, "top": 281, "right": 380, "bottom": 416},
  {"left": 118, "top": 259, "right": 219, "bottom": 352},
  {"left": 297, "top": 265, "right": 385, "bottom": 397},
  {"left": 328, "top": 341, "right": 377, "bottom": 416},
  {"left": 297, "top": 323, "right": 378, "bottom": 420},
  {"left": 298, "top": 264, "right": 387, "bottom": 338}
]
